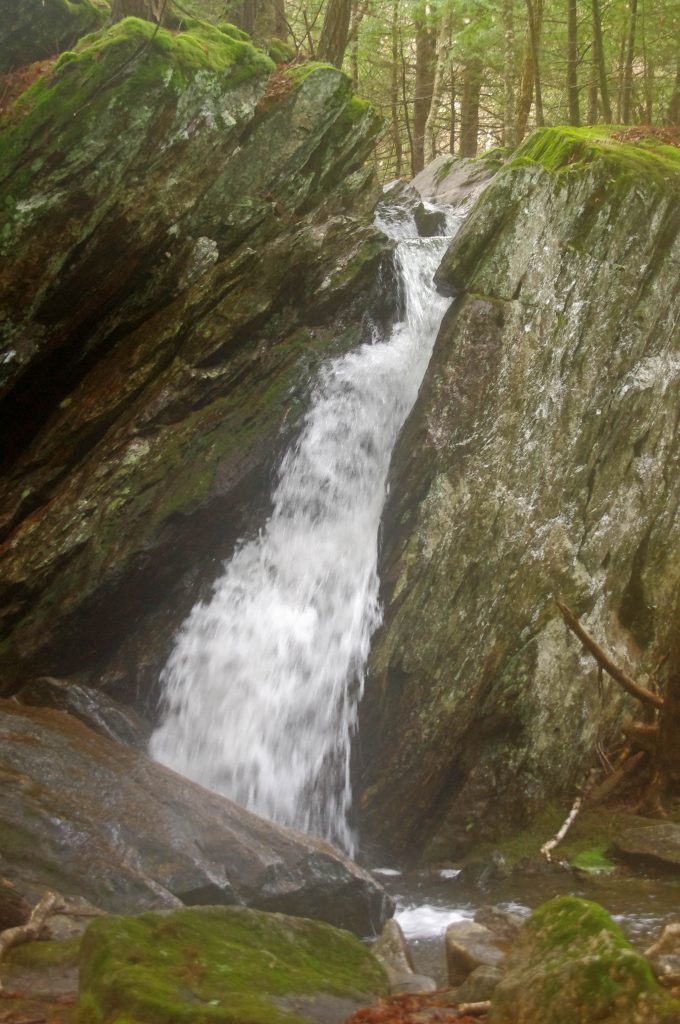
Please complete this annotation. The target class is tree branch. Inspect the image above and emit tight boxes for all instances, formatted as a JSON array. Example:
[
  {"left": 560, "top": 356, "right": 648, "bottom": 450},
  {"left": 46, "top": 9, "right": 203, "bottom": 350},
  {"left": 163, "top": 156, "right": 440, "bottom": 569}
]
[
  {"left": 0, "top": 892, "right": 60, "bottom": 990},
  {"left": 555, "top": 600, "right": 664, "bottom": 710}
]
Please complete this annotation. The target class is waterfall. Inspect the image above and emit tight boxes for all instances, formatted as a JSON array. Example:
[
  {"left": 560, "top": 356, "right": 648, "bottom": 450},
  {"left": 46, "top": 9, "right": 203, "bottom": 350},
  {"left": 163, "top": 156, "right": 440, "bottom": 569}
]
[{"left": 150, "top": 198, "right": 458, "bottom": 855}]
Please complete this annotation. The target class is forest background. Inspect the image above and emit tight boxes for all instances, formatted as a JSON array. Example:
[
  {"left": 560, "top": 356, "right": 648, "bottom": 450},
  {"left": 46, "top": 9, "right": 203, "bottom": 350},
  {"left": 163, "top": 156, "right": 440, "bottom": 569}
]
[{"left": 132, "top": 0, "right": 680, "bottom": 180}]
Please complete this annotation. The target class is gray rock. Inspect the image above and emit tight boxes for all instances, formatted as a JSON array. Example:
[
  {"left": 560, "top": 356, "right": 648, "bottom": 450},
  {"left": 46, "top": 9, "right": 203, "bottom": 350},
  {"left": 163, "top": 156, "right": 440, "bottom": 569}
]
[
  {"left": 445, "top": 920, "right": 505, "bottom": 986},
  {"left": 645, "top": 922, "right": 680, "bottom": 987},
  {"left": 358, "top": 129, "right": 680, "bottom": 862},
  {"left": 491, "top": 896, "right": 671, "bottom": 1024},
  {"left": 452, "top": 964, "right": 503, "bottom": 1002},
  {"left": 372, "top": 918, "right": 437, "bottom": 993},
  {"left": 0, "top": 700, "right": 393, "bottom": 935},
  {"left": 15, "top": 676, "right": 150, "bottom": 749},
  {"left": 411, "top": 153, "right": 499, "bottom": 211},
  {"left": 474, "top": 905, "right": 523, "bottom": 942},
  {"left": 615, "top": 825, "right": 680, "bottom": 868}
]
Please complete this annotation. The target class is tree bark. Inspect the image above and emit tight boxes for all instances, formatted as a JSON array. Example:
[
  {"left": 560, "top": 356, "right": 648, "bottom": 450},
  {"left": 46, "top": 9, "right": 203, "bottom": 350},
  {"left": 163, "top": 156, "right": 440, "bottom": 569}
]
[
  {"left": 449, "top": 67, "right": 457, "bottom": 153},
  {"left": 621, "top": 0, "right": 638, "bottom": 123},
  {"left": 390, "top": 0, "right": 403, "bottom": 178},
  {"left": 503, "top": 0, "right": 516, "bottom": 148},
  {"left": 425, "top": 9, "right": 453, "bottom": 162},
  {"left": 566, "top": 0, "right": 580, "bottom": 125},
  {"left": 110, "top": 0, "right": 166, "bottom": 22},
  {"left": 411, "top": 7, "right": 436, "bottom": 175},
  {"left": 459, "top": 58, "right": 483, "bottom": 157},
  {"left": 668, "top": 65, "right": 680, "bottom": 125},
  {"left": 659, "top": 598, "right": 680, "bottom": 792},
  {"left": 591, "top": 0, "right": 612, "bottom": 122},
  {"left": 317, "top": 0, "right": 353, "bottom": 68},
  {"left": 526, "top": 0, "right": 544, "bottom": 126}
]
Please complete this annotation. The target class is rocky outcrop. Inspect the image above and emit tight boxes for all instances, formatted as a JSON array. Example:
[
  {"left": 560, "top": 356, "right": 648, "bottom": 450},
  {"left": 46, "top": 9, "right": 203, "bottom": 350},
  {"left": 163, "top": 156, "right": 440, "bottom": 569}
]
[
  {"left": 358, "top": 127, "right": 680, "bottom": 861},
  {"left": 491, "top": 896, "right": 675, "bottom": 1024},
  {"left": 77, "top": 906, "right": 388, "bottom": 1024},
  {"left": 411, "top": 151, "right": 502, "bottom": 212},
  {"left": 0, "top": 0, "right": 109, "bottom": 72},
  {"left": 0, "top": 19, "right": 391, "bottom": 706},
  {"left": 0, "top": 700, "right": 392, "bottom": 934}
]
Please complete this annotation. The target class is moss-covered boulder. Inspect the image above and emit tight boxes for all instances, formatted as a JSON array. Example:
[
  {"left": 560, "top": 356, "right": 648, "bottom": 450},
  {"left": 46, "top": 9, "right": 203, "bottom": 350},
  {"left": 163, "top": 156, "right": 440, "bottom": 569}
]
[
  {"left": 491, "top": 896, "right": 679, "bottom": 1024},
  {"left": 0, "top": 18, "right": 390, "bottom": 701},
  {"left": 358, "top": 126, "right": 680, "bottom": 862},
  {"left": 77, "top": 906, "right": 388, "bottom": 1023},
  {"left": 0, "top": 0, "right": 109, "bottom": 72}
]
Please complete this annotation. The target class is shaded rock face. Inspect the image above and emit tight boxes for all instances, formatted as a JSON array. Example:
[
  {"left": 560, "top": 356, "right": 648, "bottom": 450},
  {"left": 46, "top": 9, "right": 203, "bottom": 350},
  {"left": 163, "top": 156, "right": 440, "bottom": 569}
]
[
  {"left": 0, "top": 700, "right": 393, "bottom": 934},
  {"left": 0, "top": 0, "right": 109, "bottom": 72},
  {"left": 77, "top": 905, "right": 388, "bottom": 1024},
  {"left": 358, "top": 128, "right": 680, "bottom": 862},
  {"left": 411, "top": 152, "right": 500, "bottom": 212},
  {"left": 0, "top": 21, "right": 393, "bottom": 706}
]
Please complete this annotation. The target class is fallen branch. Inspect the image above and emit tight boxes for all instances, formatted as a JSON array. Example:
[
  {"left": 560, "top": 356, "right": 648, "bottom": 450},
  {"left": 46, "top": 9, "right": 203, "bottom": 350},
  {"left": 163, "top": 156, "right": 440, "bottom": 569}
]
[
  {"left": 456, "top": 1001, "right": 491, "bottom": 1016},
  {"left": 587, "top": 750, "right": 645, "bottom": 805},
  {"left": 556, "top": 600, "right": 663, "bottom": 710},
  {"left": 622, "top": 718, "right": 659, "bottom": 753},
  {"left": 541, "top": 794, "right": 583, "bottom": 861},
  {"left": 0, "top": 892, "right": 60, "bottom": 991}
]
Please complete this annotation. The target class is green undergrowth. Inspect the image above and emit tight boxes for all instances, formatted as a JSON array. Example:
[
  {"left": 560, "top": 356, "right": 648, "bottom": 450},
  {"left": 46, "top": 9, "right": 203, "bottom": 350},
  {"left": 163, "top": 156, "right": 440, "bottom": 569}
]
[
  {"left": 77, "top": 905, "right": 387, "bottom": 1024},
  {"left": 510, "top": 125, "right": 680, "bottom": 196},
  {"left": 6, "top": 936, "right": 81, "bottom": 970},
  {"left": 0, "top": 17, "right": 272, "bottom": 180}
]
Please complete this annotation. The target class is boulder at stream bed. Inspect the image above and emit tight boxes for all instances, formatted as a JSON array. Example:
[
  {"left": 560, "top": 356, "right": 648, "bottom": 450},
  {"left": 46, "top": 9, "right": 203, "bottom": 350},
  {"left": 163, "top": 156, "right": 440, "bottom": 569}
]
[
  {"left": 0, "top": 700, "right": 392, "bottom": 934},
  {"left": 490, "top": 896, "right": 680, "bottom": 1024},
  {"left": 76, "top": 905, "right": 389, "bottom": 1024}
]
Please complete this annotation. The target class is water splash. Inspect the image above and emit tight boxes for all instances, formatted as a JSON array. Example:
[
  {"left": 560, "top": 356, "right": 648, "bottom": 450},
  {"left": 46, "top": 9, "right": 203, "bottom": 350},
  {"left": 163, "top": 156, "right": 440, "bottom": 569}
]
[{"left": 150, "top": 204, "right": 457, "bottom": 854}]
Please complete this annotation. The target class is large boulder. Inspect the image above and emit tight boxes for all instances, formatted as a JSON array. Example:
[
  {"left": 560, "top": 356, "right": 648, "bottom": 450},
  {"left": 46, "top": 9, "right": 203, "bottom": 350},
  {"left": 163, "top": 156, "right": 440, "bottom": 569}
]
[
  {"left": 0, "top": 700, "right": 393, "bottom": 934},
  {"left": 358, "top": 127, "right": 680, "bottom": 861},
  {"left": 614, "top": 824, "right": 680, "bottom": 869},
  {"left": 0, "top": 21, "right": 391, "bottom": 706},
  {"left": 0, "top": 0, "right": 109, "bottom": 72},
  {"left": 490, "top": 896, "right": 678, "bottom": 1024},
  {"left": 77, "top": 905, "right": 388, "bottom": 1024}
]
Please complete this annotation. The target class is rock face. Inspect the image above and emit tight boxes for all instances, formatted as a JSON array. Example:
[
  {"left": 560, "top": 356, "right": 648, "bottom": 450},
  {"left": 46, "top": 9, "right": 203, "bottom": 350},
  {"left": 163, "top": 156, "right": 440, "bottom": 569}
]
[
  {"left": 358, "top": 127, "right": 680, "bottom": 861},
  {"left": 0, "top": 700, "right": 393, "bottom": 934},
  {"left": 77, "top": 906, "right": 388, "bottom": 1024},
  {"left": 0, "top": 19, "right": 391, "bottom": 706},
  {"left": 0, "top": 0, "right": 109, "bottom": 72},
  {"left": 490, "top": 896, "right": 675, "bottom": 1024},
  {"left": 615, "top": 824, "right": 680, "bottom": 869}
]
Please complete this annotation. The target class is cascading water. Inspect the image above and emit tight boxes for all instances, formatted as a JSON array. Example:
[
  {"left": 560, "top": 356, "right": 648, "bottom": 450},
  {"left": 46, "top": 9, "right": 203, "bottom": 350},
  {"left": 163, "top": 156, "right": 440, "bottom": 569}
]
[{"left": 150, "top": 198, "right": 459, "bottom": 855}]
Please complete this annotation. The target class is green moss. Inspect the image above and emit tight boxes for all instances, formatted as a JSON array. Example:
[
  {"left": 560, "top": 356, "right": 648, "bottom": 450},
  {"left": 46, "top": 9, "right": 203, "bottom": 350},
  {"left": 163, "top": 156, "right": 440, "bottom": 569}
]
[
  {"left": 268, "top": 37, "right": 295, "bottom": 63},
  {"left": 571, "top": 846, "right": 616, "bottom": 875},
  {"left": 283, "top": 60, "right": 338, "bottom": 85},
  {"left": 6, "top": 936, "right": 81, "bottom": 969},
  {"left": 341, "top": 95, "right": 372, "bottom": 125},
  {"left": 77, "top": 906, "right": 387, "bottom": 1024},
  {"left": 218, "top": 21, "right": 251, "bottom": 42},
  {"left": 434, "top": 157, "right": 454, "bottom": 184},
  {"left": 0, "top": 16, "right": 272, "bottom": 181},
  {"left": 510, "top": 125, "right": 680, "bottom": 197}
]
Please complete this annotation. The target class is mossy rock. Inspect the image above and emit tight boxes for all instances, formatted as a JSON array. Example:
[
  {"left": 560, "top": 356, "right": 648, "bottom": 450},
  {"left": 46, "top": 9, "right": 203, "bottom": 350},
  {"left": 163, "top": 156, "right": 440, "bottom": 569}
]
[
  {"left": 77, "top": 905, "right": 388, "bottom": 1023},
  {"left": 490, "top": 896, "right": 680, "bottom": 1024},
  {"left": 0, "top": 0, "right": 109, "bottom": 72}
]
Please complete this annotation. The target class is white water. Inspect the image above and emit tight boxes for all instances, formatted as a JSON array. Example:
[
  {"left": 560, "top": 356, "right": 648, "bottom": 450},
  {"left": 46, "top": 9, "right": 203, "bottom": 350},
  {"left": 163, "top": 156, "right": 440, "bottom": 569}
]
[{"left": 150, "top": 202, "right": 457, "bottom": 854}]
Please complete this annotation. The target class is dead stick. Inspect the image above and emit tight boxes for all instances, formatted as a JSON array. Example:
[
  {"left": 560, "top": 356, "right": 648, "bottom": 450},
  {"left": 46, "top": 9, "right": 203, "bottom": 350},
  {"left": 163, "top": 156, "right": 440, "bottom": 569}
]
[
  {"left": 0, "top": 892, "right": 59, "bottom": 991},
  {"left": 455, "top": 1001, "right": 491, "bottom": 1016},
  {"left": 556, "top": 600, "right": 663, "bottom": 710},
  {"left": 541, "top": 794, "right": 583, "bottom": 861}
]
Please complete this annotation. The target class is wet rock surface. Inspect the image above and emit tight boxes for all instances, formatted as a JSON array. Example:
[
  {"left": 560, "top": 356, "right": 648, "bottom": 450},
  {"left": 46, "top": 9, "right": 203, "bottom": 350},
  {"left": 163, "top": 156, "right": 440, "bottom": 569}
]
[
  {"left": 0, "top": 700, "right": 393, "bottom": 934},
  {"left": 615, "top": 824, "right": 680, "bottom": 868},
  {"left": 0, "top": 20, "right": 392, "bottom": 707},
  {"left": 358, "top": 128, "right": 680, "bottom": 862},
  {"left": 445, "top": 920, "right": 505, "bottom": 986}
]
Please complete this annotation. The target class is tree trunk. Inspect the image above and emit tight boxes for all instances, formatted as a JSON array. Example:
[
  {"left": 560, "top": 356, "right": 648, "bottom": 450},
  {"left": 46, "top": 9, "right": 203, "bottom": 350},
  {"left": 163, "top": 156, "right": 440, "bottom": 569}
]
[
  {"left": 110, "top": 0, "right": 166, "bottom": 22},
  {"left": 516, "top": 42, "right": 534, "bottom": 143},
  {"left": 459, "top": 58, "right": 483, "bottom": 157},
  {"left": 526, "top": 0, "right": 544, "bottom": 127},
  {"left": 390, "top": 0, "right": 403, "bottom": 178},
  {"left": 621, "top": 0, "right": 638, "bottom": 124},
  {"left": 667, "top": 64, "right": 680, "bottom": 125},
  {"left": 659, "top": 599, "right": 680, "bottom": 792},
  {"left": 591, "top": 0, "right": 612, "bottom": 122},
  {"left": 425, "top": 9, "right": 453, "bottom": 163},
  {"left": 566, "top": 0, "right": 580, "bottom": 125},
  {"left": 411, "top": 7, "right": 436, "bottom": 175},
  {"left": 503, "top": 0, "right": 516, "bottom": 148},
  {"left": 449, "top": 67, "right": 456, "bottom": 153},
  {"left": 317, "top": 0, "right": 353, "bottom": 68}
]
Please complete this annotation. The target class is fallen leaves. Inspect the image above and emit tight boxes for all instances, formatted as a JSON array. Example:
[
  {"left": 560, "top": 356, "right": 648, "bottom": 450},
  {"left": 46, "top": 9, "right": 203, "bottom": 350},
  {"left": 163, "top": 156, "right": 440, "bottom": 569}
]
[{"left": 346, "top": 991, "right": 489, "bottom": 1024}]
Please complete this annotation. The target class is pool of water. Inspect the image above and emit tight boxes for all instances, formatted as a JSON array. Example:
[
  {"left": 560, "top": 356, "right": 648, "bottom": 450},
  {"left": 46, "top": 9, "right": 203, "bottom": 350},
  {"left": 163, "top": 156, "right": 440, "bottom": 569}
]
[{"left": 372, "top": 865, "right": 680, "bottom": 986}]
